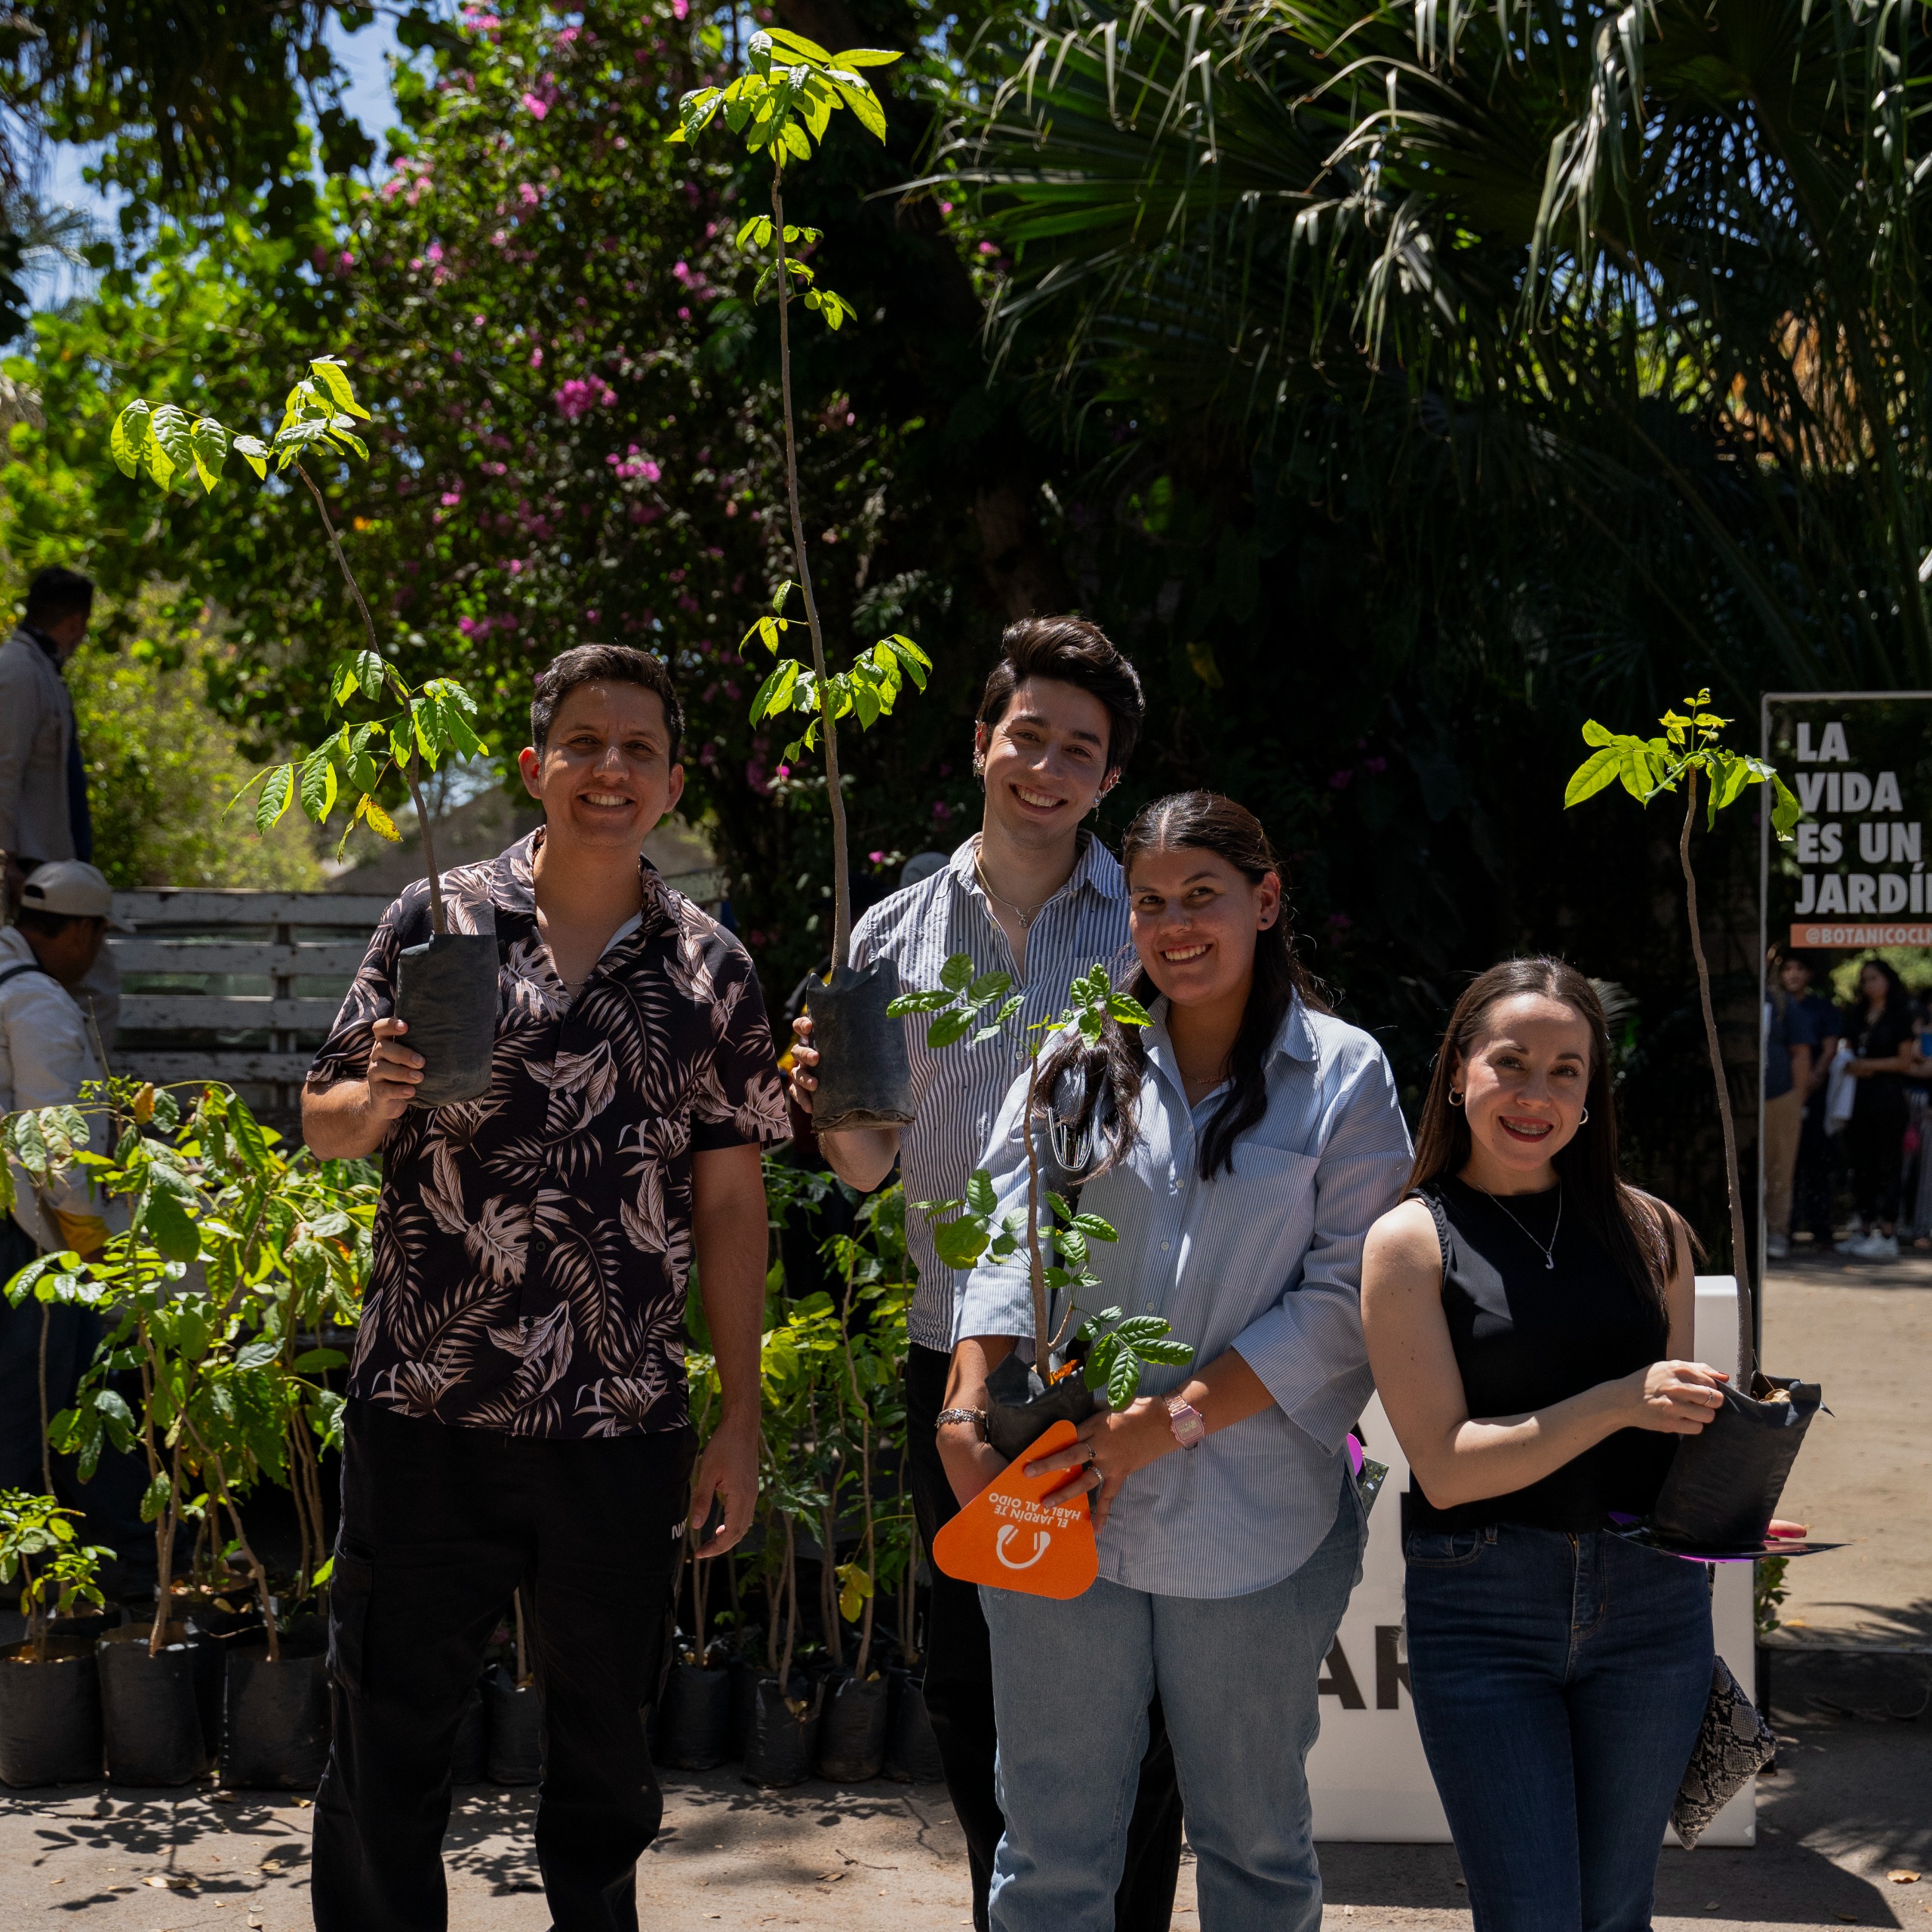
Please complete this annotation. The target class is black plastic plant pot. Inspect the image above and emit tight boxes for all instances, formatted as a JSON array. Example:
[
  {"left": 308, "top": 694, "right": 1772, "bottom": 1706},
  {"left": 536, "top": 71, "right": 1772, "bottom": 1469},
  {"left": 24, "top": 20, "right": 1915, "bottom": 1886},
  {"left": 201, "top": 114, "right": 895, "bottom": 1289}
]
[
  {"left": 1650, "top": 1374, "right": 1823, "bottom": 1549},
  {"left": 805, "top": 961, "right": 915, "bottom": 1134},
  {"left": 984, "top": 1349, "right": 1098, "bottom": 1462},
  {"left": 742, "top": 1673, "right": 820, "bottom": 1789},
  {"left": 397, "top": 932, "right": 500, "bottom": 1108},
  {"left": 817, "top": 1672, "right": 888, "bottom": 1783},
  {"left": 658, "top": 1663, "right": 731, "bottom": 1770},
  {"left": 221, "top": 1638, "right": 331, "bottom": 1789},
  {"left": 728, "top": 1657, "right": 759, "bottom": 1757},
  {"left": 451, "top": 1679, "right": 487, "bottom": 1784},
  {"left": 485, "top": 1665, "right": 543, "bottom": 1786},
  {"left": 98, "top": 1626, "right": 208, "bottom": 1786},
  {"left": 883, "top": 1671, "right": 944, "bottom": 1785},
  {"left": 0, "top": 1647, "right": 100, "bottom": 1786}
]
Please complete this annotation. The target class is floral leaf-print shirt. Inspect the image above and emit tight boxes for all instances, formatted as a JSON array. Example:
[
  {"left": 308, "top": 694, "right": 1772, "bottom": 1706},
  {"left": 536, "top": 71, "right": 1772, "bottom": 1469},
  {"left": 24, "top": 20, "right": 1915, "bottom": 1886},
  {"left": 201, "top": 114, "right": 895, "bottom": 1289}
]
[{"left": 306, "top": 830, "right": 789, "bottom": 1437}]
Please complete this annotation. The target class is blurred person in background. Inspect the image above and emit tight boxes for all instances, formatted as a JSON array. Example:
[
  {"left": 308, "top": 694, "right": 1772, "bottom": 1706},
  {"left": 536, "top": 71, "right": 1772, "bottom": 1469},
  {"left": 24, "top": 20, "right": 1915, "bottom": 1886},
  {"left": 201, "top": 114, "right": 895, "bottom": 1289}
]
[
  {"left": 1840, "top": 956, "right": 1917, "bottom": 1260},
  {"left": 0, "top": 860, "right": 151, "bottom": 1598},
  {"left": 0, "top": 567, "right": 120, "bottom": 1048},
  {"left": 1761, "top": 953, "right": 1817, "bottom": 1260},
  {"left": 1782, "top": 952, "right": 1842, "bottom": 1254}
]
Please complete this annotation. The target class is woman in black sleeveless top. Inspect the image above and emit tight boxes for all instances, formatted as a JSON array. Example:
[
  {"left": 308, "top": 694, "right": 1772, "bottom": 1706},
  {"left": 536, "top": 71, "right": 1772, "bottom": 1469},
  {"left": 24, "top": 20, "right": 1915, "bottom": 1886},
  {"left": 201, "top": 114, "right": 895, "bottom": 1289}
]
[{"left": 1361, "top": 959, "right": 1724, "bottom": 1932}]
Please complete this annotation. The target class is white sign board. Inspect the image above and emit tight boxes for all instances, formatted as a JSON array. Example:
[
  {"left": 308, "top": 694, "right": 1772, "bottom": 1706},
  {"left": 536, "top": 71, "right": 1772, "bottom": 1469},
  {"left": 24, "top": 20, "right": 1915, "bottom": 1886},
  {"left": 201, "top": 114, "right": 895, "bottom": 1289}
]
[{"left": 1307, "top": 1277, "right": 1755, "bottom": 1848}]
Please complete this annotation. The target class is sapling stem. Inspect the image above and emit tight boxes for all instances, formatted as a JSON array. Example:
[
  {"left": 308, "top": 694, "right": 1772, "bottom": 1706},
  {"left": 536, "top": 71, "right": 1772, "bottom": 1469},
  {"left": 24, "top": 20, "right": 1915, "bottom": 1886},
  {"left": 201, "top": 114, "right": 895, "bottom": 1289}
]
[
  {"left": 37, "top": 1300, "right": 51, "bottom": 1494},
  {"left": 203, "top": 1446, "right": 278, "bottom": 1664},
  {"left": 1678, "top": 770, "right": 1755, "bottom": 1383},
  {"left": 777, "top": 1515, "right": 798, "bottom": 1702},
  {"left": 514, "top": 1586, "right": 531, "bottom": 1688},
  {"left": 771, "top": 169, "right": 851, "bottom": 968},
  {"left": 294, "top": 457, "right": 447, "bottom": 937},
  {"left": 1020, "top": 1056, "right": 1051, "bottom": 1371}
]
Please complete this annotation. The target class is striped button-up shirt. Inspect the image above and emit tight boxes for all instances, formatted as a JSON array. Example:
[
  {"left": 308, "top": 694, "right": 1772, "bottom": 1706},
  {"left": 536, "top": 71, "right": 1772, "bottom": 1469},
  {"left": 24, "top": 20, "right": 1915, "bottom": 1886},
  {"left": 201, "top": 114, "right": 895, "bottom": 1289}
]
[
  {"left": 850, "top": 834, "right": 1132, "bottom": 1352},
  {"left": 954, "top": 994, "right": 1413, "bottom": 1598}
]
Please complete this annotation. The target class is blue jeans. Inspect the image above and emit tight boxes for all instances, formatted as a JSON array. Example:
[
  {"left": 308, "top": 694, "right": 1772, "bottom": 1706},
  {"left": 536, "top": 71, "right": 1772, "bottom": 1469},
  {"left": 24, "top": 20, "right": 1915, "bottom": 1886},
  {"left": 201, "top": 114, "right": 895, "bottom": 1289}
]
[
  {"left": 980, "top": 1478, "right": 1365, "bottom": 1932},
  {"left": 1404, "top": 1524, "right": 1713, "bottom": 1932}
]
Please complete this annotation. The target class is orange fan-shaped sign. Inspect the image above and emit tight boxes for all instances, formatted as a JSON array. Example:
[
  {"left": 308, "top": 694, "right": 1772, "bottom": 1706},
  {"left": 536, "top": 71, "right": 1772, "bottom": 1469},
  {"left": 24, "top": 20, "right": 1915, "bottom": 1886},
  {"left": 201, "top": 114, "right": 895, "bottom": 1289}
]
[{"left": 931, "top": 1420, "right": 1099, "bottom": 1600}]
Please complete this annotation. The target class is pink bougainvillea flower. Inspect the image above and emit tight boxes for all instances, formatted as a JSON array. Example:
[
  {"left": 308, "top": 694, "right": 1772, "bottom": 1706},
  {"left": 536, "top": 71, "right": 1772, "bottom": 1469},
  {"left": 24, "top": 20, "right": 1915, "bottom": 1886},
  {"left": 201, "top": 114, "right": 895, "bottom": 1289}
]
[
  {"left": 672, "top": 0, "right": 689, "bottom": 17},
  {"left": 440, "top": 490, "right": 463, "bottom": 507},
  {"left": 529, "top": 346, "right": 543, "bottom": 369},
  {"left": 518, "top": 182, "right": 541, "bottom": 206},
  {"left": 521, "top": 92, "right": 549, "bottom": 118}
]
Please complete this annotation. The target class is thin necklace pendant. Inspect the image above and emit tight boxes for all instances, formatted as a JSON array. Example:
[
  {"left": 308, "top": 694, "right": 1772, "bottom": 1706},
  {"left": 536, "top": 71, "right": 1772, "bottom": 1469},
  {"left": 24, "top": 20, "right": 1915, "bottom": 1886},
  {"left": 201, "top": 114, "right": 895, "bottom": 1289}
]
[{"left": 1477, "top": 1180, "right": 1561, "bottom": 1272}]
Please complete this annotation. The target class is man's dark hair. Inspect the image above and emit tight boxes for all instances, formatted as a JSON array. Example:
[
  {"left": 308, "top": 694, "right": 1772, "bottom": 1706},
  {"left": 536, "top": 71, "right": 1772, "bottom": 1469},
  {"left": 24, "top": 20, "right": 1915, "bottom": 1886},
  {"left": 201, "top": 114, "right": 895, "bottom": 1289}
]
[
  {"left": 531, "top": 645, "right": 685, "bottom": 763},
  {"left": 16, "top": 907, "right": 94, "bottom": 939},
  {"left": 23, "top": 567, "right": 94, "bottom": 629},
  {"left": 977, "top": 617, "right": 1143, "bottom": 774}
]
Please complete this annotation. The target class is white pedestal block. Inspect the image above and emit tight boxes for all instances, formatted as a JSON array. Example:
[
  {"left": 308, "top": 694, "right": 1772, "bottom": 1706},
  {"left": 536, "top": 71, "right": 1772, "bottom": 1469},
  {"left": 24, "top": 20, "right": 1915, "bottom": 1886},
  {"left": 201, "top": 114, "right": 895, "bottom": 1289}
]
[{"left": 1307, "top": 1275, "right": 1755, "bottom": 1849}]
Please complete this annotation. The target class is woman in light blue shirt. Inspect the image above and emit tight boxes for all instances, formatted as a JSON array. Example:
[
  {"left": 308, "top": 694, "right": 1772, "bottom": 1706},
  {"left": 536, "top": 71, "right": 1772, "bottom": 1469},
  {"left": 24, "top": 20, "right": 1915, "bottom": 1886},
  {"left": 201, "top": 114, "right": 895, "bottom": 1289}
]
[{"left": 938, "top": 792, "right": 1412, "bottom": 1932}]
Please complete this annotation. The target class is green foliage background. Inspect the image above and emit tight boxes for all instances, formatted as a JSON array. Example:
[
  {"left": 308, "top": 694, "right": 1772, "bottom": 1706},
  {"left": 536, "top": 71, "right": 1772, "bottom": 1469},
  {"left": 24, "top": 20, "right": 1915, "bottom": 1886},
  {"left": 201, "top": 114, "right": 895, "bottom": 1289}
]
[{"left": 4, "top": 0, "right": 1927, "bottom": 1257}]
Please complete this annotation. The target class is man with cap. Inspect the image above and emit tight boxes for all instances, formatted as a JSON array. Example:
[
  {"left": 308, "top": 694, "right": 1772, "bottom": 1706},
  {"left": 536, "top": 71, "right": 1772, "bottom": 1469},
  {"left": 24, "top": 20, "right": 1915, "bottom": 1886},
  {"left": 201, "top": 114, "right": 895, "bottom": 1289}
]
[
  {"left": 0, "top": 860, "right": 151, "bottom": 1595},
  {"left": 0, "top": 568, "right": 118, "bottom": 1045}
]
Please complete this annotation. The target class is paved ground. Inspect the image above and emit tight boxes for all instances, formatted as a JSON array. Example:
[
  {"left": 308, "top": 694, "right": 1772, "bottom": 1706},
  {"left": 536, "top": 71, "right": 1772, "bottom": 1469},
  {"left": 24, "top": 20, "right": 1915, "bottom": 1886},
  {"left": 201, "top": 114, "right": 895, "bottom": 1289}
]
[
  {"left": 2, "top": 1250, "right": 1924, "bottom": 1930},
  {"left": 4, "top": 1699, "right": 1927, "bottom": 1932}
]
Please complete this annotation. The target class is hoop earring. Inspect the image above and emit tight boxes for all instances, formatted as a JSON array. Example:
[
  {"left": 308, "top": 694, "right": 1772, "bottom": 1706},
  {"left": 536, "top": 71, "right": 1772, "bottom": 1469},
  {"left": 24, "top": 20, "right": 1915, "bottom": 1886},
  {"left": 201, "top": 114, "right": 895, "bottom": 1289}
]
[
  {"left": 1580, "top": 1106, "right": 1590, "bottom": 1124},
  {"left": 1448, "top": 1091, "right": 1464, "bottom": 1108}
]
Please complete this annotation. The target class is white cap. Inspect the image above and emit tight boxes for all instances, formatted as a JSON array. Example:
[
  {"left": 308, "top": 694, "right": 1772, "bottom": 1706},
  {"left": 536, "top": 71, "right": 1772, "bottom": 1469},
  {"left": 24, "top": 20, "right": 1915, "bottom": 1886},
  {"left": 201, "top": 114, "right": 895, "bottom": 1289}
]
[{"left": 20, "top": 861, "right": 134, "bottom": 930}]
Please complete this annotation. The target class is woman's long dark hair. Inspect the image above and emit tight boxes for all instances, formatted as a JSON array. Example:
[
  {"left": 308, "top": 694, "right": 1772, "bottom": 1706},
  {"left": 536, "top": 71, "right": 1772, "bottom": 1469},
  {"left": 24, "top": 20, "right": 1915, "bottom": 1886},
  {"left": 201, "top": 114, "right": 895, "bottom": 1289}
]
[
  {"left": 1036, "top": 791, "right": 1327, "bottom": 1183},
  {"left": 1847, "top": 953, "right": 1910, "bottom": 1022},
  {"left": 1409, "top": 958, "right": 1675, "bottom": 1323}
]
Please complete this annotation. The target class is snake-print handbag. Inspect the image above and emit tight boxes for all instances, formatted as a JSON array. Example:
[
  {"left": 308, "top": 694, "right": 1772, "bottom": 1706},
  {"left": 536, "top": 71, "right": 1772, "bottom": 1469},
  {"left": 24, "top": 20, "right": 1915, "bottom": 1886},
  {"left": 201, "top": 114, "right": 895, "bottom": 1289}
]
[{"left": 1671, "top": 1656, "right": 1777, "bottom": 1847}]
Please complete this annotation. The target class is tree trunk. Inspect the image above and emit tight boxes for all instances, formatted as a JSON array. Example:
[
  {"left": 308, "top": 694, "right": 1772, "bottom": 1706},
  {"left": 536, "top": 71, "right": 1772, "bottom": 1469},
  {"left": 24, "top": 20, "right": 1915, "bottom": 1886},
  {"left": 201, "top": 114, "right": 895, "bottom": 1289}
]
[{"left": 1678, "top": 771, "right": 1755, "bottom": 1382}]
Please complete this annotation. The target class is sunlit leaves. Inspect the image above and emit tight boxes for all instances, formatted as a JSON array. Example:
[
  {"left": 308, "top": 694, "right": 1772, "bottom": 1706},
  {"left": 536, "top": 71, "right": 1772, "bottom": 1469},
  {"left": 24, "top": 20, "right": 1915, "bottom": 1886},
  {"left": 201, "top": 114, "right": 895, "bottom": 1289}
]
[{"left": 1564, "top": 689, "right": 1802, "bottom": 841}]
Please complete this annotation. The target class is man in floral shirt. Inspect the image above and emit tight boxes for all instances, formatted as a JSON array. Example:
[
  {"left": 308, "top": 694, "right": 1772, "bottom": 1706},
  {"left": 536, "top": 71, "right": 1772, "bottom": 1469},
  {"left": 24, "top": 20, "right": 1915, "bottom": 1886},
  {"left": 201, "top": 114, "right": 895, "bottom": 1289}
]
[{"left": 304, "top": 645, "right": 786, "bottom": 1932}]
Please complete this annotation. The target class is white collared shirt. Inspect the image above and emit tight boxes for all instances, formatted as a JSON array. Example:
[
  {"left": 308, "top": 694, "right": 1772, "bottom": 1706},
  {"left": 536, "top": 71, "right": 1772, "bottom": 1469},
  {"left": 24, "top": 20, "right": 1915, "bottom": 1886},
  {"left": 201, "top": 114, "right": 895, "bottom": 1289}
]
[
  {"left": 850, "top": 834, "right": 1134, "bottom": 1352},
  {"left": 954, "top": 994, "right": 1413, "bottom": 1598}
]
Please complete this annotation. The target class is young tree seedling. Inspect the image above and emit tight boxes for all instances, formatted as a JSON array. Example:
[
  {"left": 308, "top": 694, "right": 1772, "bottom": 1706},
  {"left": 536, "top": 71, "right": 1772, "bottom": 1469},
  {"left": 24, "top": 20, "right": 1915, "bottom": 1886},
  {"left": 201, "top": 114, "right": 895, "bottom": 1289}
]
[
  {"left": 1564, "top": 688, "right": 1801, "bottom": 1377},
  {"left": 108, "top": 358, "right": 488, "bottom": 935},
  {"left": 672, "top": 30, "right": 931, "bottom": 965}
]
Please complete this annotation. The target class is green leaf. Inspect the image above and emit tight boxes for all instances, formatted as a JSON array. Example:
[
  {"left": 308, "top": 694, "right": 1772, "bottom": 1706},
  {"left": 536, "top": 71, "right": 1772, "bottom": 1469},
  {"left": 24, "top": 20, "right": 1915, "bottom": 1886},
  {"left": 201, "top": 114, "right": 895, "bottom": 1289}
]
[
  {"left": 940, "top": 953, "right": 974, "bottom": 993},
  {"left": 293, "top": 1347, "right": 349, "bottom": 1372},
  {"left": 147, "top": 402, "right": 192, "bottom": 491},
  {"left": 144, "top": 1187, "right": 202, "bottom": 1263},
  {"left": 748, "top": 657, "right": 800, "bottom": 724},
  {"left": 309, "top": 356, "right": 371, "bottom": 420},
  {"left": 189, "top": 416, "right": 228, "bottom": 493},
  {"left": 884, "top": 986, "right": 957, "bottom": 1015},
  {"left": 1069, "top": 1213, "right": 1117, "bottom": 1241},
  {"left": 932, "top": 1218, "right": 990, "bottom": 1270},
  {"left": 139, "top": 1470, "right": 171, "bottom": 1523},
  {"left": 1770, "top": 773, "right": 1802, "bottom": 841},
  {"left": 1137, "top": 1338, "right": 1195, "bottom": 1365},
  {"left": 1106, "top": 1347, "right": 1140, "bottom": 1409},
  {"left": 1564, "top": 746, "right": 1623, "bottom": 808},
  {"left": 764, "top": 24, "right": 833, "bottom": 60},
  {"left": 352, "top": 649, "right": 387, "bottom": 700},
  {"left": 964, "top": 1169, "right": 998, "bottom": 1216},
  {"left": 300, "top": 749, "right": 339, "bottom": 825},
  {"left": 831, "top": 76, "right": 886, "bottom": 140},
  {"left": 830, "top": 46, "right": 903, "bottom": 66},
  {"left": 109, "top": 399, "right": 151, "bottom": 478},
  {"left": 232, "top": 433, "right": 269, "bottom": 480},
  {"left": 1106, "top": 994, "right": 1152, "bottom": 1028},
  {"left": 255, "top": 764, "right": 297, "bottom": 834},
  {"left": 965, "top": 971, "right": 1013, "bottom": 1009},
  {"left": 925, "top": 1007, "right": 976, "bottom": 1048},
  {"left": 234, "top": 1339, "right": 281, "bottom": 1371},
  {"left": 359, "top": 796, "right": 402, "bottom": 842}
]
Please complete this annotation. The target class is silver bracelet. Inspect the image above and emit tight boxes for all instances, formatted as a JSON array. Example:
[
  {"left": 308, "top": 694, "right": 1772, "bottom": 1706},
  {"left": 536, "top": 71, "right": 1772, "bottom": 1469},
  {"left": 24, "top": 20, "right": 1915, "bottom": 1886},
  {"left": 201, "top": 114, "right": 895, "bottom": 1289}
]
[{"left": 936, "top": 1406, "right": 988, "bottom": 1439}]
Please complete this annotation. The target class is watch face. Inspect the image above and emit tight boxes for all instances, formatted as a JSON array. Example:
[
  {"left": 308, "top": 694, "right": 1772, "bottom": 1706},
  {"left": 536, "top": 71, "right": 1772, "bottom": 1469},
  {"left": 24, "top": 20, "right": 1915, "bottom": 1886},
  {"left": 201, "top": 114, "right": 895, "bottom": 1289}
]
[{"left": 1170, "top": 1402, "right": 1205, "bottom": 1445}]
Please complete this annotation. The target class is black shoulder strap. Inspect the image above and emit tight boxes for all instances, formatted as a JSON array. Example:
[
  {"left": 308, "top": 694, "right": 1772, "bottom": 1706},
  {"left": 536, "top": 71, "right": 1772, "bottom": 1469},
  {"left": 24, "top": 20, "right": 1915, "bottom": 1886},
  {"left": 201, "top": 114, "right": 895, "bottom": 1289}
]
[
  {"left": 0, "top": 961, "right": 51, "bottom": 992},
  {"left": 1411, "top": 1183, "right": 1453, "bottom": 1284}
]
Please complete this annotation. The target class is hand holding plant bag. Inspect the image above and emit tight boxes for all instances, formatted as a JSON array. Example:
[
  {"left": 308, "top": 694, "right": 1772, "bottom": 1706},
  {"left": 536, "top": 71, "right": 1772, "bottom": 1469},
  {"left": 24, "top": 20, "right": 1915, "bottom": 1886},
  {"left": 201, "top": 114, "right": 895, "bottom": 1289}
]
[
  {"left": 908, "top": 961, "right": 1194, "bottom": 1463},
  {"left": 108, "top": 360, "right": 497, "bottom": 1104},
  {"left": 1565, "top": 692, "right": 1821, "bottom": 1548}
]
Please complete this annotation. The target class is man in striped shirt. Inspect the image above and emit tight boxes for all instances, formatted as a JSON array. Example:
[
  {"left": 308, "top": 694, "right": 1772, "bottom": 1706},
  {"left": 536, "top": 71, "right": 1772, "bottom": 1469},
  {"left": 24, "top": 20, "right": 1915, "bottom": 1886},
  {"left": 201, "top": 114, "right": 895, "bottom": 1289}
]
[{"left": 790, "top": 617, "right": 1181, "bottom": 1932}]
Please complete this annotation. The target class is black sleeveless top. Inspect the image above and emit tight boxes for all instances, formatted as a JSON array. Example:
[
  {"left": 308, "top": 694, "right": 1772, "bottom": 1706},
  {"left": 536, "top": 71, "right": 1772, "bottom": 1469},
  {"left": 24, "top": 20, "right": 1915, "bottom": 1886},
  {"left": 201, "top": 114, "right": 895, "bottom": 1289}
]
[{"left": 1404, "top": 1177, "right": 1675, "bottom": 1535}]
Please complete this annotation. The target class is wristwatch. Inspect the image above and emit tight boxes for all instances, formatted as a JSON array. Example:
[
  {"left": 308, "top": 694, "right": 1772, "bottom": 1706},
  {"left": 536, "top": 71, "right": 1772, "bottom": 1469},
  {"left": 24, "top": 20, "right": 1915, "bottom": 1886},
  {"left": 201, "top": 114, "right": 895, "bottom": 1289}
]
[
  {"left": 1166, "top": 1395, "right": 1206, "bottom": 1449},
  {"left": 936, "top": 1406, "right": 989, "bottom": 1440}
]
